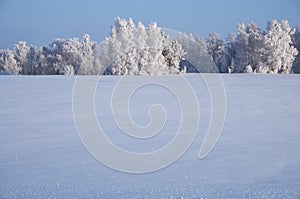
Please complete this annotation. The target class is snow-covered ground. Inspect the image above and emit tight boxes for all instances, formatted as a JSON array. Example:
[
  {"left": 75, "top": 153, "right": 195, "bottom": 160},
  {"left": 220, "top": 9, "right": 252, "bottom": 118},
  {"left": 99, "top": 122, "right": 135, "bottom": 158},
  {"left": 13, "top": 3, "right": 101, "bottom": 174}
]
[{"left": 1, "top": 74, "right": 300, "bottom": 198}]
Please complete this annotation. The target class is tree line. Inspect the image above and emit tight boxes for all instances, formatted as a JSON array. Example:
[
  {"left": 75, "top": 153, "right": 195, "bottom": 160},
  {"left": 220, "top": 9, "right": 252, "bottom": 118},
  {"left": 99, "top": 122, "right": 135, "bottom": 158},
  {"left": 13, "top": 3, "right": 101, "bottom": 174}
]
[{"left": 0, "top": 17, "right": 299, "bottom": 75}]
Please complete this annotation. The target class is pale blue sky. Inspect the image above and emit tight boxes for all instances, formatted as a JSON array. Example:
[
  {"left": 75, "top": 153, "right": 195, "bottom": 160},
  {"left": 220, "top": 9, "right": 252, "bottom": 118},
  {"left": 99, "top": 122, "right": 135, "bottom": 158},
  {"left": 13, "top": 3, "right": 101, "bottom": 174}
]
[{"left": 0, "top": 0, "right": 299, "bottom": 49}]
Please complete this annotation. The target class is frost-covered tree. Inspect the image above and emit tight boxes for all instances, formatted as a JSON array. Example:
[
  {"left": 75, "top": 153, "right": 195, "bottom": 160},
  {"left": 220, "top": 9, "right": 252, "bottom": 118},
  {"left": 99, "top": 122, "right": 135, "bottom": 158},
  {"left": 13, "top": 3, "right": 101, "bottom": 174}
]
[
  {"left": 223, "top": 33, "right": 235, "bottom": 73},
  {"left": 37, "top": 46, "right": 53, "bottom": 75},
  {"left": 100, "top": 17, "right": 183, "bottom": 76},
  {"left": 0, "top": 50, "right": 21, "bottom": 74},
  {"left": 78, "top": 34, "right": 100, "bottom": 75},
  {"left": 116, "top": 17, "right": 138, "bottom": 75},
  {"left": 177, "top": 33, "right": 216, "bottom": 73},
  {"left": 14, "top": 41, "right": 30, "bottom": 74},
  {"left": 139, "top": 22, "right": 170, "bottom": 75},
  {"left": 162, "top": 39, "right": 185, "bottom": 74},
  {"left": 263, "top": 20, "right": 298, "bottom": 73},
  {"left": 203, "top": 20, "right": 298, "bottom": 74},
  {"left": 230, "top": 20, "right": 298, "bottom": 74},
  {"left": 60, "top": 37, "right": 82, "bottom": 74},
  {"left": 102, "top": 17, "right": 138, "bottom": 75},
  {"left": 43, "top": 39, "right": 68, "bottom": 74},
  {"left": 232, "top": 22, "right": 272, "bottom": 73},
  {"left": 206, "top": 33, "right": 226, "bottom": 72},
  {"left": 23, "top": 45, "right": 39, "bottom": 75},
  {"left": 231, "top": 22, "right": 266, "bottom": 73},
  {"left": 292, "top": 26, "right": 300, "bottom": 73},
  {"left": 2, "top": 18, "right": 299, "bottom": 75},
  {"left": 37, "top": 34, "right": 99, "bottom": 75},
  {"left": 99, "top": 38, "right": 114, "bottom": 75},
  {"left": 246, "top": 22, "right": 265, "bottom": 73},
  {"left": 231, "top": 23, "right": 250, "bottom": 73},
  {"left": 135, "top": 21, "right": 148, "bottom": 72}
]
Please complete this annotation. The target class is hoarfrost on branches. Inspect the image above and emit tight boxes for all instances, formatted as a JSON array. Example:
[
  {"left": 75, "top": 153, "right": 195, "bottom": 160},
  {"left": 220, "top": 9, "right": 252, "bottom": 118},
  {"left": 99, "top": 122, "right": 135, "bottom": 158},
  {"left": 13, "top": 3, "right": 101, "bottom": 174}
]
[{"left": 0, "top": 18, "right": 299, "bottom": 75}]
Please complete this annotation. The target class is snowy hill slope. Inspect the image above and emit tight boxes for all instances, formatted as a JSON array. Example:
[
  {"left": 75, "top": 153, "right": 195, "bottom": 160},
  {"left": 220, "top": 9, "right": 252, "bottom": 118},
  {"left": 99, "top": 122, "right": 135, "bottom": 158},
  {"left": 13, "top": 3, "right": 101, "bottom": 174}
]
[{"left": 1, "top": 74, "right": 300, "bottom": 198}]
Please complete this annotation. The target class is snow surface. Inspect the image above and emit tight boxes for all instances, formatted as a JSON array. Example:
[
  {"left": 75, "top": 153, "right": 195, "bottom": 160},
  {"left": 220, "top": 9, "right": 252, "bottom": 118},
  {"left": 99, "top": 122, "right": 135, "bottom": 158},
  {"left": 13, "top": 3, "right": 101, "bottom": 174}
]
[{"left": 1, "top": 74, "right": 300, "bottom": 198}]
